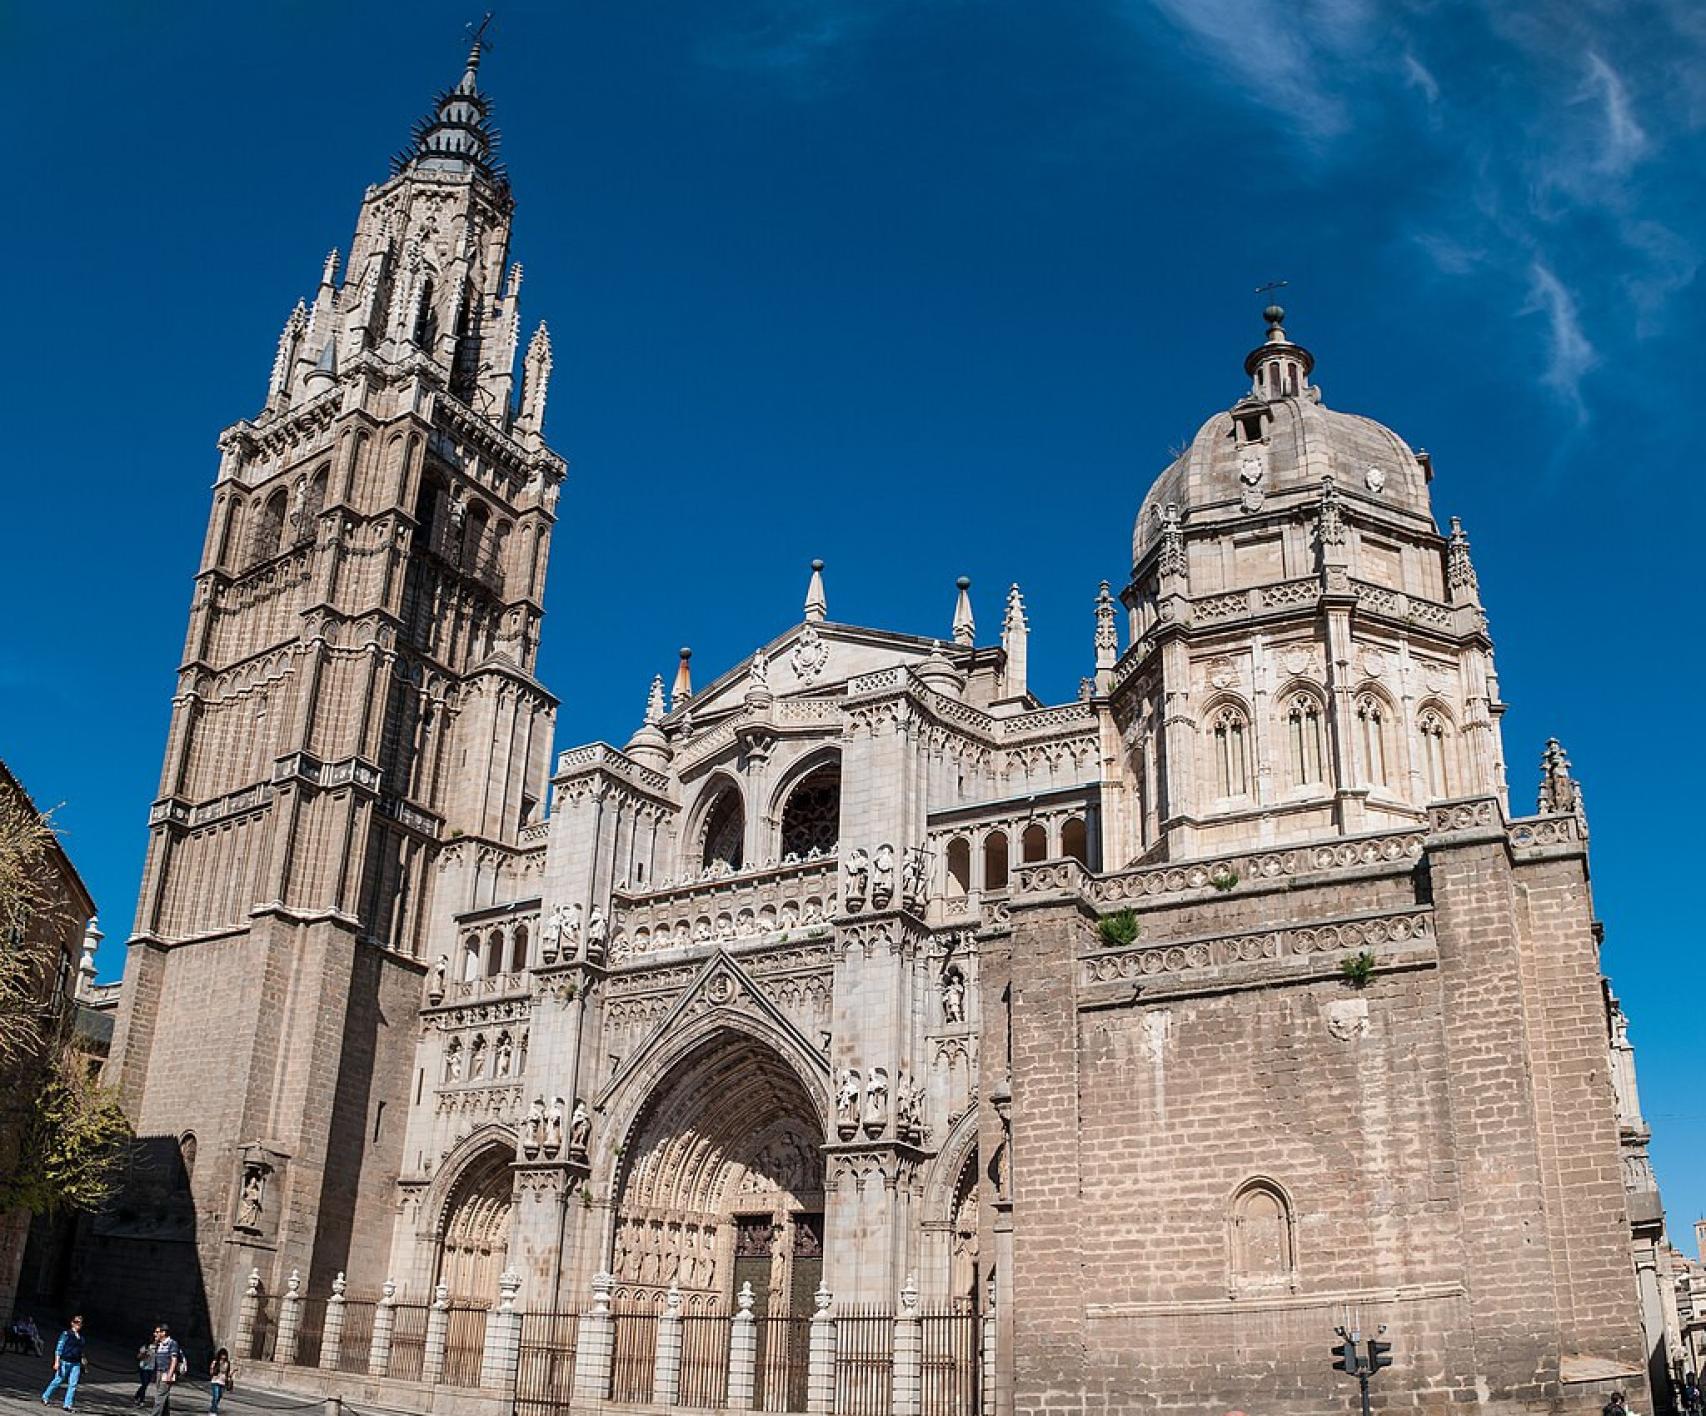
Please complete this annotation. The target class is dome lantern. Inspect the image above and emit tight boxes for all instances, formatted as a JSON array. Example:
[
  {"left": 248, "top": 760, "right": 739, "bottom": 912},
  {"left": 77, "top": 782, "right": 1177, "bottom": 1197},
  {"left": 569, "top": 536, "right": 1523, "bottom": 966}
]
[{"left": 1243, "top": 304, "right": 1315, "bottom": 402}]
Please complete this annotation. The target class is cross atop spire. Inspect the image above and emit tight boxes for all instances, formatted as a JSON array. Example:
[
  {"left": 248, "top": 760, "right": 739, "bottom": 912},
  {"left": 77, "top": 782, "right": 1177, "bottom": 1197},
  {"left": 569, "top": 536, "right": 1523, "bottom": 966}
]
[{"left": 394, "top": 27, "right": 506, "bottom": 183}]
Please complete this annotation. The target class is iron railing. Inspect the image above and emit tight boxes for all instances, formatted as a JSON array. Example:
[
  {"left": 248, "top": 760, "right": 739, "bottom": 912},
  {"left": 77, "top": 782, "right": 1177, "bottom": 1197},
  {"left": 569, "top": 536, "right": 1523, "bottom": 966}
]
[
  {"left": 610, "top": 1309, "right": 658, "bottom": 1403},
  {"left": 388, "top": 1302, "right": 430, "bottom": 1383},
  {"left": 833, "top": 1308, "right": 895, "bottom": 1416},
  {"left": 756, "top": 1315, "right": 811, "bottom": 1412},
  {"left": 513, "top": 1311, "right": 581, "bottom": 1416},
  {"left": 292, "top": 1298, "right": 328, "bottom": 1368},
  {"left": 678, "top": 1312, "right": 731, "bottom": 1409},
  {"left": 921, "top": 1312, "right": 980, "bottom": 1416},
  {"left": 336, "top": 1300, "right": 378, "bottom": 1374},
  {"left": 247, "top": 1296, "right": 279, "bottom": 1362},
  {"left": 443, "top": 1304, "right": 490, "bottom": 1388}
]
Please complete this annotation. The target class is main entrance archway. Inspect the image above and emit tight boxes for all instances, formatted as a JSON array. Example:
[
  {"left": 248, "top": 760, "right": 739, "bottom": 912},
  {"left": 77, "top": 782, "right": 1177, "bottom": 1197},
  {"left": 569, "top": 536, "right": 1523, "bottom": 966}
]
[
  {"left": 435, "top": 1145, "right": 514, "bottom": 1301},
  {"left": 611, "top": 1030, "right": 826, "bottom": 1318}
]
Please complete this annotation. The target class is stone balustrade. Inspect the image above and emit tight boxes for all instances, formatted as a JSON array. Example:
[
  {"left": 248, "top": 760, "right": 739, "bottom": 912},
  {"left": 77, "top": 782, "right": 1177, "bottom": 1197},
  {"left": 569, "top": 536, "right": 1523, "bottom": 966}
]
[{"left": 609, "top": 856, "right": 839, "bottom": 962}]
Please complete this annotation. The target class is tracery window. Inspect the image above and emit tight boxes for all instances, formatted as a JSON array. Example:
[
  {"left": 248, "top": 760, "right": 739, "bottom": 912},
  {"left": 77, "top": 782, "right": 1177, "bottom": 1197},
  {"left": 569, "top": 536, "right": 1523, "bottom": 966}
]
[
  {"left": 1419, "top": 709, "right": 1452, "bottom": 799},
  {"left": 1285, "top": 694, "right": 1325, "bottom": 788},
  {"left": 1355, "top": 694, "right": 1390, "bottom": 787},
  {"left": 780, "top": 762, "right": 840, "bottom": 858},
  {"left": 252, "top": 489, "right": 288, "bottom": 564},
  {"left": 1230, "top": 1180, "right": 1294, "bottom": 1288},
  {"left": 701, "top": 785, "right": 745, "bottom": 872},
  {"left": 1211, "top": 704, "right": 1250, "bottom": 798}
]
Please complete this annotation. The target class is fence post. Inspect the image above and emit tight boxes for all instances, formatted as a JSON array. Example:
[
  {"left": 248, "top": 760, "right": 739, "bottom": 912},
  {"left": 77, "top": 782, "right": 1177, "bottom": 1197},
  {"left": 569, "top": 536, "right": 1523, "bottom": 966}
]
[
  {"left": 892, "top": 1274, "right": 922, "bottom": 1416},
  {"left": 652, "top": 1283, "right": 684, "bottom": 1406},
  {"left": 481, "top": 1268, "right": 524, "bottom": 1392},
  {"left": 807, "top": 1282, "right": 835, "bottom": 1416},
  {"left": 981, "top": 1292, "right": 996, "bottom": 1416},
  {"left": 235, "top": 1268, "right": 261, "bottom": 1360},
  {"left": 572, "top": 1271, "right": 616, "bottom": 1400},
  {"left": 369, "top": 1278, "right": 397, "bottom": 1377},
  {"left": 727, "top": 1280, "right": 757, "bottom": 1409},
  {"left": 276, "top": 1269, "right": 303, "bottom": 1366},
  {"left": 320, "top": 1272, "right": 347, "bottom": 1371},
  {"left": 423, "top": 1281, "right": 451, "bottom": 1386}
]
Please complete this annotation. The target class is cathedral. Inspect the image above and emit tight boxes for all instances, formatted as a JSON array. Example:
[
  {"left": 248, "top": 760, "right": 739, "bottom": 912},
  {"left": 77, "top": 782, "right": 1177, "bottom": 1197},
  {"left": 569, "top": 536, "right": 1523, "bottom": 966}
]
[{"left": 91, "top": 40, "right": 1665, "bottom": 1416}]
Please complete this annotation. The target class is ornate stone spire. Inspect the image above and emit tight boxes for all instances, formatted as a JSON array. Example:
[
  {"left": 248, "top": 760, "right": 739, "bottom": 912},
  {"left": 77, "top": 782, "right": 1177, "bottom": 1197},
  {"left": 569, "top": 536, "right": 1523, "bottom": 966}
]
[
  {"left": 1316, "top": 476, "right": 1346, "bottom": 548},
  {"left": 671, "top": 647, "right": 694, "bottom": 710},
  {"left": 517, "top": 323, "right": 552, "bottom": 433},
  {"left": 645, "top": 674, "right": 666, "bottom": 725},
  {"left": 803, "top": 559, "right": 828, "bottom": 622},
  {"left": 1447, "top": 516, "right": 1480, "bottom": 602},
  {"left": 1538, "top": 738, "right": 1584, "bottom": 820},
  {"left": 1001, "top": 584, "right": 1028, "bottom": 698},
  {"left": 76, "top": 917, "right": 102, "bottom": 1001},
  {"left": 395, "top": 37, "right": 505, "bottom": 183},
  {"left": 1154, "top": 504, "right": 1187, "bottom": 583},
  {"left": 952, "top": 577, "right": 975, "bottom": 647},
  {"left": 1094, "top": 581, "right": 1118, "bottom": 673},
  {"left": 625, "top": 675, "right": 673, "bottom": 771}
]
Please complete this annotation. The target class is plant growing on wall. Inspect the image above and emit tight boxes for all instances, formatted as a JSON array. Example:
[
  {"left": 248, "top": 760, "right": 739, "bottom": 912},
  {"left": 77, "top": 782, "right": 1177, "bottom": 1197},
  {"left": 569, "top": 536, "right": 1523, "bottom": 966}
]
[
  {"left": 1096, "top": 909, "right": 1141, "bottom": 947},
  {"left": 1340, "top": 950, "right": 1377, "bottom": 988},
  {"left": 1209, "top": 867, "right": 1239, "bottom": 892}
]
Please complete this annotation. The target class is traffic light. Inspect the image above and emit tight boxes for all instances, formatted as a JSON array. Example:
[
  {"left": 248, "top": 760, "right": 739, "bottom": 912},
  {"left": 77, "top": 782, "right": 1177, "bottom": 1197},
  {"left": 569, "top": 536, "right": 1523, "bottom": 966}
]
[
  {"left": 1332, "top": 1337, "right": 1362, "bottom": 1374},
  {"left": 1367, "top": 1338, "right": 1393, "bottom": 1372}
]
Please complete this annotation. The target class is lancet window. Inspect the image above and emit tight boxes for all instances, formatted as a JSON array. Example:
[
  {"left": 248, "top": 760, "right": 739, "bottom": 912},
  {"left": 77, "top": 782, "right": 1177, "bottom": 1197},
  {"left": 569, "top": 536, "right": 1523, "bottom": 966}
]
[
  {"left": 1230, "top": 1180, "right": 1295, "bottom": 1288},
  {"left": 1355, "top": 694, "right": 1390, "bottom": 788},
  {"left": 1210, "top": 704, "right": 1250, "bottom": 799},
  {"left": 1419, "top": 708, "right": 1452, "bottom": 800},
  {"left": 1284, "top": 694, "right": 1326, "bottom": 789}
]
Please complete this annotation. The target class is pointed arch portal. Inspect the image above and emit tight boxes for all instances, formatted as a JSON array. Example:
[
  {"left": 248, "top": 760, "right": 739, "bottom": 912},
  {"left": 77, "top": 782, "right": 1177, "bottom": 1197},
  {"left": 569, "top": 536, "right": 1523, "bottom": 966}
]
[
  {"left": 612, "top": 1030, "right": 825, "bottom": 1320},
  {"left": 435, "top": 1144, "right": 514, "bottom": 1302}
]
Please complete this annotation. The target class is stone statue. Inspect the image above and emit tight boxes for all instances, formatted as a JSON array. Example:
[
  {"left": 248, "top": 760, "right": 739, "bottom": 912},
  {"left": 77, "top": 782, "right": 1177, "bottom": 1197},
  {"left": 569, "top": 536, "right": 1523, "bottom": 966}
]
[
  {"left": 544, "top": 1098, "right": 565, "bottom": 1157},
  {"left": 871, "top": 844, "right": 896, "bottom": 907},
  {"left": 897, "top": 1075, "right": 924, "bottom": 1138},
  {"left": 864, "top": 1067, "right": 889, "bottom": 1129},
  {"left": 749, "top": 650, "right": 770, "bottom": 693},
  {"left": 445, "top": 1045, "right": 463, "bottom": 1083},
  {"left": 569, "top": 1099, "right": 592, "bottom": 1152},
  {"left": 565, "top": 902, "right": 584, "bottom": 954},
  {"left": 469, "top": 1036, "right": 487, "bottom": 1079},
  {"left": 495, "top": 1034, "right": 513, "bottom": 1076},
  {"left": 586, "top": 908, "right": 607, "bottom": 959},
  {"left": 521, "top": 1097, "right": 546, "bottom": 1158},
  {"left": 941, "top": 966, "right": 966, "bottom": 1024},
  {"left": 844, "top": 849, "right": 870, "bottom": 907},
  {"left": 836, "top": 1069, "right": 861, "bottom": 1127},
  {"left": 900, "top": 846, "right": 928, "bottom": 911},
  {"left": 236, "top": 1167, "right": 265, "bottom": 1231},
  {"left": 428, "top": 955, "right": 448, "bottom": 999},
  {"left": 542, "top": 904, "right": 567, "bottom": 961}
]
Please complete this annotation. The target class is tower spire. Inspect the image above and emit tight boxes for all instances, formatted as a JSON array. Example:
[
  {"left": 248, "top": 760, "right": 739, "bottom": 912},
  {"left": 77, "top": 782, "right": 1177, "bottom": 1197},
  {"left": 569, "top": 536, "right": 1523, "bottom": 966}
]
[
  {"left": 803, "top": 560, "right": 828, "bottom": 623},
  {"left": 395, "top": 30, "right": 505, "bottom": 182},
  {"left": 952, "top": 577, "right": 975, "bottom": 647}
]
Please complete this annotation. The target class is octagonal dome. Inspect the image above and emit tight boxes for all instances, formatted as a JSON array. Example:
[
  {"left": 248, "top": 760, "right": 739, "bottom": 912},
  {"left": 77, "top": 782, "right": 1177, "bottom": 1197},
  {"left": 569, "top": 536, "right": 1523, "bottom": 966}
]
[{"left": 1132, "top": 312, "right": 1435, "bottom": 566}]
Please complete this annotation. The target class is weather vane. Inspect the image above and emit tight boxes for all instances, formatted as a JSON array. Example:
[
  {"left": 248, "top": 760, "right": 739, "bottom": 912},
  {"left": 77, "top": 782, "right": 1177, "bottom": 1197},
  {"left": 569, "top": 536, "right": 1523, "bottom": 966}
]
[
  {"left": 467, "top": 12, "right": 497, "bottom": 49},
  {"left": 1255, "top": 280, "right": 1289, "bottom": 297}
]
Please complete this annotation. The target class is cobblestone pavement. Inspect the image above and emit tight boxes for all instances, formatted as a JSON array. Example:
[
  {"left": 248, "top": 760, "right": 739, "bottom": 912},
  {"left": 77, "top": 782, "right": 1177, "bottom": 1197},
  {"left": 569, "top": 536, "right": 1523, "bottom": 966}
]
[{"left": 0, "top": 1341, "right": 332, "bottom": 1416}]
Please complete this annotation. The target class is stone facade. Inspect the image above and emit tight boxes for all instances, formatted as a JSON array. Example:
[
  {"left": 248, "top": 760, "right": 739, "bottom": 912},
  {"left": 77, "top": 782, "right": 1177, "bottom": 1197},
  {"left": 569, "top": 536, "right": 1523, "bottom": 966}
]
[{"left": 94, "top": 43, "right": 1662, "bottom": 1416}]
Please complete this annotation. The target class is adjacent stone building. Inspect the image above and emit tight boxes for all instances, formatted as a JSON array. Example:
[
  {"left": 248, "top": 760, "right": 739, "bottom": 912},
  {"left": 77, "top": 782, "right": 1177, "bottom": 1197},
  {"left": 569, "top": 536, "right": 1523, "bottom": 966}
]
[{"left": 94, "top": 41, "right": 1664, "bottom": 1415}]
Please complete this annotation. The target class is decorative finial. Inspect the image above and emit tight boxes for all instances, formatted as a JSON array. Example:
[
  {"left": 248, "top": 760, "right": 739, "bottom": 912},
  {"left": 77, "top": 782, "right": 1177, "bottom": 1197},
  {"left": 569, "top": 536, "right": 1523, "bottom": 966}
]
[
  {"left": 1001, "top": 584, "right": 1028, "bottom": 698},
  {"left": 804, "top": 559, "right": 828, "bottom": 622},
  {"left": 1447, "top": 515, "right": 1479, "bottom": 600},
  {"left": 1264, "top": 303, "right": 1286, "bottom": 329},
  {"left": 1094, "top": 580, "right": 1118, "bottom": 672},
  {"left": 671, "top": 648, "right": 693, "bottom": 709},
  {"left": 952, "top": 577, "right": 975, "bottom": 646},
  {"left": 645, "top": 674, "right": 666, "bottom": 725},
  {"left": 1538, "top": 738, "right": 1584, "bottom": 820}
]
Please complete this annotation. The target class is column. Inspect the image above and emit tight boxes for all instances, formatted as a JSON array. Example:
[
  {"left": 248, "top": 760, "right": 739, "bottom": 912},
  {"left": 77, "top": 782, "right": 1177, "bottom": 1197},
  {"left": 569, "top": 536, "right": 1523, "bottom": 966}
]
[
  {"left": 572, "top": 1272, "right": 615, "bottom": 1401},
  {"left": 320, "top": 1272, "right": 347, "bottom": 1371},
  {"left": 891, "top": 1276, "right": 922, "bottom": 1416},
  {"left": 807, "top": 1283, "right": 835, "bottom": 1416},
  {"left": 276, "top": 1269, "right": 303, "bottom": 1366},
  {"left": 234, "top": 1269, "right": 261, "bottom": 1360},
  {"left": 727, "top": 1281, "right": 757, "bottom": 1409},
  {"left": 481, "top": 1269, "right": 525, "bottom": 1392},
  {"left": 422, "top": 1281, "right": 450, "bottom": 1386},
  {"left": 369, "top": 1279, "right": 397, "bottom": 1378},
  {"left": 652, "top": 1284, "right": 683, "bottom": 1407}
]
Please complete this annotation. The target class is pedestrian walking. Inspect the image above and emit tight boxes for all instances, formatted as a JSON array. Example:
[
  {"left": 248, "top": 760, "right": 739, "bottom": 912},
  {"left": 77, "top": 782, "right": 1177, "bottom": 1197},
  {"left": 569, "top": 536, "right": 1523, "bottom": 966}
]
[
  {"left": 134, "top": 1334, "right": 159, "bottom": 1405},
  {"left": 149, "top": 1323, "right": 183, "bottom": 1416},
  {"left": 39, "top": 1315, "right": 87, "bottom": 1411},
  {"left": 207, "top": 1348, "right": 235, "bottom": 1414}
]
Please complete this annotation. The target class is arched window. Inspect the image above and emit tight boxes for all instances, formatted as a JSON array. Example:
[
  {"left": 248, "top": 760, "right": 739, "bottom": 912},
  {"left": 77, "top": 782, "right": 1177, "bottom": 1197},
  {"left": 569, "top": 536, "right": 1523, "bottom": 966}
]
[
  {"left": 461, "top": 936, "right": 481, "bottom": 983},
  {"left": 509, "top": 924, "right": 530, "bottom": 974},
  {"left": 252, "top": 489, "right": 288, "bottom": 563},
  {"left": 414, "top": 477, "right": 443, "bottom": 555},
  {"left": 299, "top": 468, "right": 328, "bottom": 537},
  {"left": 1284, "top": 694, "right": 1325, "bottom": 789},
  {"left": 1355, "top": 694, "right": 1389, "bottom": 787},
  {"left": 945, "top": 838, "right": 971, "bottom": 901},
  {"left": 484, "top": 929, "right": 504, "bottom": 978},
  {"left": 462, "top": 501, "right": 490, "bottom": 577},
  {"left": 179, "top": 1132, "right": 198, "bottom": 1184},
  {"left": 1021, "top": 823, "right": 1047, "bottom": 863},
  {"left": 780, "top": 762, "right": 840, "bottom": 858},
  {"left": 701, "top": 784, "right": 745, "bottom": 872},
  {"left": 1419, "top": 708, "right": 1452, "bottom": 799},
  {"left": 1230, "top": 1180, "right": 1295, "bottom": 1288},
  {"left": 1210, "top": 704, "right": 1250, "bottom": 798},
  {"left": 413, "top": 276, "right": 439, "bottom": 349},
  {"left": 1061, "top": 818, "right": 1089, "bottom": 865},
  {"left": 983, "top": 832, "right": 1009, "bottom": 891}
]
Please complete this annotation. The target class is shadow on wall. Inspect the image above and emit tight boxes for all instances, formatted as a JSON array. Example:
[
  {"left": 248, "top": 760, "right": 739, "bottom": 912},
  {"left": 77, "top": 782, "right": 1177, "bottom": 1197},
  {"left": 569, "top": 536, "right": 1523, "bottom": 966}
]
[{"left": 41, "top": 1135, "right": 212, "bottom": 1355}]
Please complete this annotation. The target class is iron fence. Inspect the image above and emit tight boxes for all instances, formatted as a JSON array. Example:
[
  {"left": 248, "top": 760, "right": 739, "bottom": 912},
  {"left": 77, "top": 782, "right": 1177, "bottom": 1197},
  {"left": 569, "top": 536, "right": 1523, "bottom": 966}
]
[
  {"left": 336, "top": 1300, "right": 378, "bottom": 1374},
  {"left": 833, "top": 1308, "right": 894, "bottom": 1416},
  {"left": 610, "top": 1309, "right": 658, "bottom": 1403},
  {"left": 443, "top": 1304, "right": 490, "bottom": 1388},
  {"left": 920, "top": 1312, "right": 980, "bottom": 1416},
  {"left": 247, "top": 1296, "right": 279, "bottom": 1362},
  {"left": 388, "top": 1302, "right": 429, "bottom": 1383},
  {"left": 677, "top": 1312, "right": 730, "bottom": 1409},
  {"left": 292, "top": 1298, "right": 328, "bottom": 1368},
  {"left": 756, "top": 1315, "right": 811, "bottom": 1413},
  {"left": 513, "top": 1310, "right": 581, "bottom": 1416}
]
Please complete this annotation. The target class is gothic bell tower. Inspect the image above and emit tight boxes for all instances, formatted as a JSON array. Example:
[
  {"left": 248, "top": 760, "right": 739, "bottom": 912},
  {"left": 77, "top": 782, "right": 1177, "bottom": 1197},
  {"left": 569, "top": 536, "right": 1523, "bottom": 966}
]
[{"left": 100, "top": 40, "right": 564, "bottom": 1341}]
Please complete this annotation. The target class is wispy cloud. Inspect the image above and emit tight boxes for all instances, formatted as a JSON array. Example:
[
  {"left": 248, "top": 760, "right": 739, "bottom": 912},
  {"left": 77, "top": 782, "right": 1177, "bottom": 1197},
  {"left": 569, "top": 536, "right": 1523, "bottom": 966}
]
[
  {"left": 1524, "top": 262, "right": 1596, "bottom": 419},
  {"left": 1581, "top": 51, "right": 1649, "bottom": 174}
]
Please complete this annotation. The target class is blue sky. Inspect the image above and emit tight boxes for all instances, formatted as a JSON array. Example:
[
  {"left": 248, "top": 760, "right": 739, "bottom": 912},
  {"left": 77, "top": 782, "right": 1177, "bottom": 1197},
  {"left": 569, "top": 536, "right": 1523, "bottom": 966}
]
[{"left": 4, "top": 1, "right": 1705, "bottom": 1241}]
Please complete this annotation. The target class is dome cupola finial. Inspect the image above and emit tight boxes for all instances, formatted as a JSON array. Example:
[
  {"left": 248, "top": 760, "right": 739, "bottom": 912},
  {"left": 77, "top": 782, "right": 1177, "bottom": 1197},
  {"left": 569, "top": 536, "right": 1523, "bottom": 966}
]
[{"left": 1243, "top": 302, "right": 1314, "bottom": 402}]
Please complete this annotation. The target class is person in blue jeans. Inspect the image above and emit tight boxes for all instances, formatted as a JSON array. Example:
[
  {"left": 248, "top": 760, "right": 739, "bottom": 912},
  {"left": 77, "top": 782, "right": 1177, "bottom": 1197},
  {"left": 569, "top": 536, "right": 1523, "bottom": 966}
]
[{"left": 40, "top": 1315, "right": 87, "bottom": 1410}]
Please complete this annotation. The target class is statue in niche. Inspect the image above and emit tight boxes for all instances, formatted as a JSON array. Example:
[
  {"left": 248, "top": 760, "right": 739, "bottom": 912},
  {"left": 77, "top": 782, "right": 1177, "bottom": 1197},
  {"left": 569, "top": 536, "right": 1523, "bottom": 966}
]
[
  {"left": 897, "top": 1075, "right": 924, "bottom": 1140},
  {"left": 941, "top": 966, "right": 967, "bottom": 1024},
  {"left": 900, "top": 846, "right": 929, "bottom": 912},
  {"left": 615, "top": 1225, "right": 633, "bottom": 1278},
  {"left": 565, "top": 902, "right": 584, "bottom": 954},
  {"left": 871, "top": 844, "right": 896, "bottom": 907},
  {"left": 445, "top": 1044, "right": 463, "bottom": 1083},
  {"left": 543, "top": 1098, "right": 565, "bottom": 1157},
  {"left": 542, "top": 904, "right": 566, "bottom": 962},
  {"left": 520, "top": 1097, "right": 545, "bottom": 1158},
  {"left": 836, "top": 1069, "right": 862, "bottom": 1132},
  {"left": 844, "top": 849, "right": 870, "bottom": 909},
  {"left": 569, "top": 1099, "right": 592, "bottom": 1153},
  {"left": 428, "top": 955, "right": 448, "bottom": 1000},
  {"left": 469, "top": 1036, "right": 487, "bottom": 1079},
  {"left": 495, "top": 1034, "right": 513, "bottom": 1077},
  {"left": 748, "top": 651, "right": 770, "bottom": 693},
  {"left": 864, "top": 1067, "right": 890, "bottom": 1132},
  {"left": 235, "top": 1165, "right": 266, "bottom": 1232},
  {"left": 586, "top": 909, "right": 607, "bottom": 960}
]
